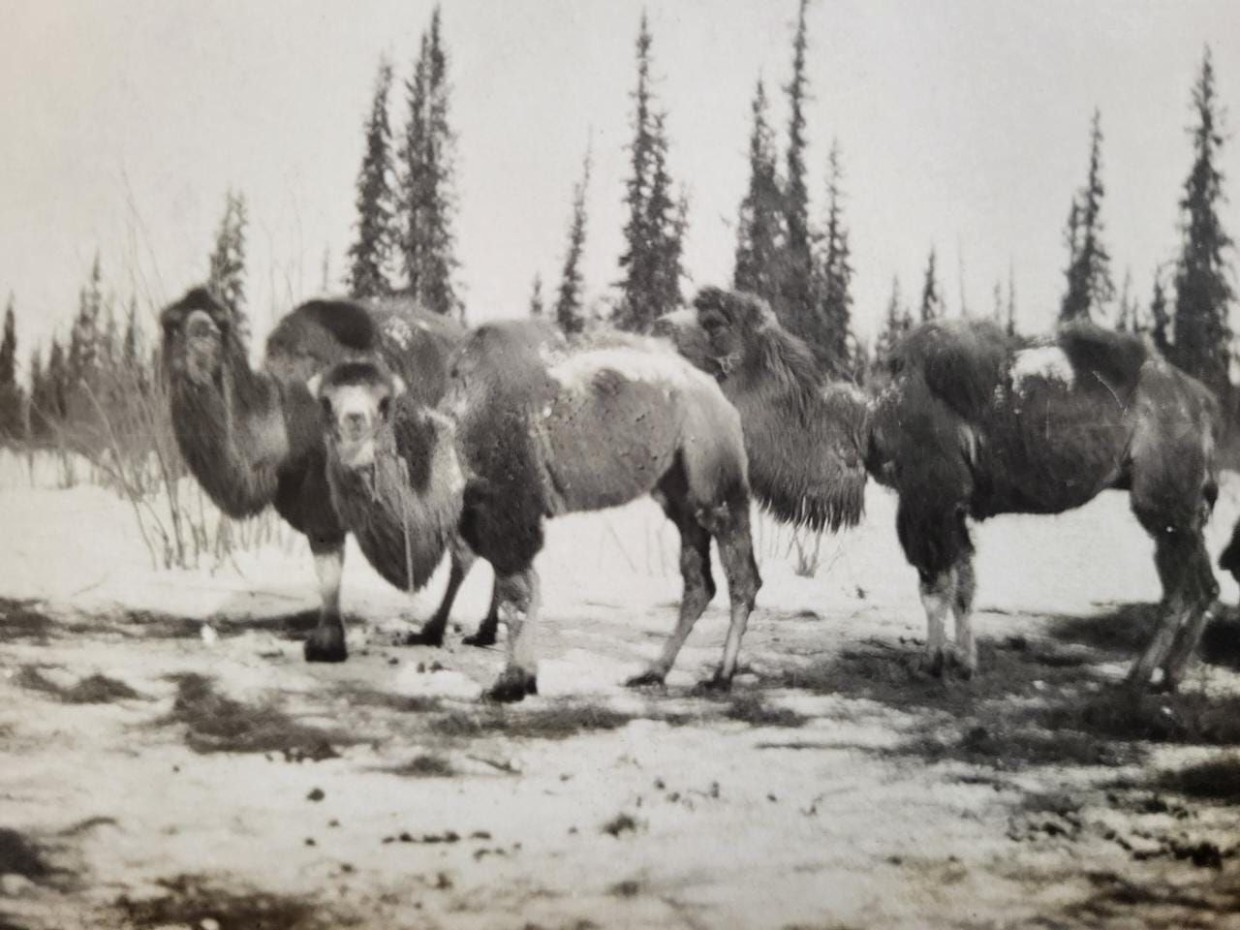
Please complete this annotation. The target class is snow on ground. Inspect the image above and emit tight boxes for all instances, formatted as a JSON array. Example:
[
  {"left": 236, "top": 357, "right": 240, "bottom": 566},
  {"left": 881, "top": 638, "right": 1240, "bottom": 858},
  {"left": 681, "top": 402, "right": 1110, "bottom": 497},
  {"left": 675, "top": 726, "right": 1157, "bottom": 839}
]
[{"left": 3, "top": 448, "right": 1240, "bottom": 929}]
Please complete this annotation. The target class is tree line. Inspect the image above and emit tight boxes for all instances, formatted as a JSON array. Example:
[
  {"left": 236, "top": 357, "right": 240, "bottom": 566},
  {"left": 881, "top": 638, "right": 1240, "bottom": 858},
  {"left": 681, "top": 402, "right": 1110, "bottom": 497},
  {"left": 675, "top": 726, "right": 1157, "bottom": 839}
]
[{"left": 0, "top": 6, "right": 1234, "bottom": 448}]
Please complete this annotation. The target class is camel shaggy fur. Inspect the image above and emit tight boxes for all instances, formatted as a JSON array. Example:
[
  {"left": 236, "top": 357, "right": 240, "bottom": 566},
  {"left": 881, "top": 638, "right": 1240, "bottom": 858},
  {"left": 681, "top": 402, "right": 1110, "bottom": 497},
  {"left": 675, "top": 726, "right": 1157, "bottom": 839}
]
[
  {"left": 316, "top": 320, "right": 762, "bottom": 702},
  {"left": 661, "top": 287, "right": 1221, "bottom": 691},
  {"left": 160, "top": 287, "right": 496, "bottom": 661}
]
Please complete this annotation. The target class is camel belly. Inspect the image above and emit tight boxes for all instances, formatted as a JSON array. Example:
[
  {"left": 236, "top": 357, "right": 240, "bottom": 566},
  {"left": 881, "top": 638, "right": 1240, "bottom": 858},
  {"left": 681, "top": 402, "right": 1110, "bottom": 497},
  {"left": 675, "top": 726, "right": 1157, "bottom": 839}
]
[
  {"left": 973, "top": 386, "right": 1131, "bottom": 517},
  {"left": 536, "top": 379, "right": 681, "bottom": 513}
]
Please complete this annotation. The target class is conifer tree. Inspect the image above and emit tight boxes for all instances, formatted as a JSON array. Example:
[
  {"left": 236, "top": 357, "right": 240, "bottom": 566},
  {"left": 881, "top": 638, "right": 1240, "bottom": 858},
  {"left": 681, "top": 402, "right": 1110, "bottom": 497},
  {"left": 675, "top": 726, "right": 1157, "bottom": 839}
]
[
  {"left": 1172, "top": 47, "right": 1234, "bottom": 398},
  {"left": 734, "top": 79, "right": 783, "bottom": 306},
  {"left": 777, "top": 0, "right": 814, "bottom": 329},
  {"left": 1006, "top": 264, "right": 1018, "bottom": 336},
  {"left": 397, "top": 8, "right": 462, "bottom": 318},
  {"left": 27, "top": 347, "right": 44, "bottom": 439},
  {"left": 919, "top": 248, "right": 944, "bottom": 323},
  {"left": 813, "top": 141, "right": 854, "bottom": 376},
  {"left": 555, "top": 147, "right": 592, "bottom": 336},
  {"left": 1060, "top": 110, "right": 1114, "bottom": 321},
  {"left": 207, "top": 190, "right": 249, "bottom": 341},
  {"left": 68, "top": 255, "right": 104, "bottom": 389},
  {"left": 529, "top": 275, "right": 545, "bottom": 317},
  {"left": 875, "top": 276, "right": 912, "bottom": 365},
  {"left": 615, "top": 14, "right": 685, "bottom": 332},
  {"left": 0, "top": 295, "right": 21, "bottom": 440},
  {"left": 46, "top": 338, "right": 68, "bottom": 424},
  {"left": 1151, "top": 273, "right": 1172, "bottom": 355},
  {"left": 347, "top": 59, "right": 397, "bottom": 299}
]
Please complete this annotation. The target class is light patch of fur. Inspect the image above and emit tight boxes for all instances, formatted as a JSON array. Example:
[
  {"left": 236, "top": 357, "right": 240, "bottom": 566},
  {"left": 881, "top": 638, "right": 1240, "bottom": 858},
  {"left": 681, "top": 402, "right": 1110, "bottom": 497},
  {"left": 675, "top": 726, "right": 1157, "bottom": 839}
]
[
  {"left": 1011, "top": 346, "right": 1075, "bottom": 391},
  {"left": 548, "top": 346, "right": 714, "bottom": 395}
]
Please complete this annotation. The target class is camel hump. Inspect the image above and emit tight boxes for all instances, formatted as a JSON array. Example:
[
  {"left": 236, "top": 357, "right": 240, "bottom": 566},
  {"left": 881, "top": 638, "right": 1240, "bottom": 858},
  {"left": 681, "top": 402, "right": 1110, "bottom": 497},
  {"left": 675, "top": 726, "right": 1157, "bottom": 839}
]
[
  {"left": 1056, "top": 321, "right": 1148, "bottom": 394},
  {"left": 897, "top": 319, "right": 1012, "bottom": 422},
  {"left": 272, "top": 299, "right": 381, "bottom": 354}
]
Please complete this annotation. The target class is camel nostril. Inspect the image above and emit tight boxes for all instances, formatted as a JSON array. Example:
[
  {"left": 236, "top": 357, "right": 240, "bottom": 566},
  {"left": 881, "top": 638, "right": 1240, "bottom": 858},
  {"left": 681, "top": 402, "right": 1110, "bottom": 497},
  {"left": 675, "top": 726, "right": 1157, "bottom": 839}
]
[{"left": 343, "top": 412, "right": 367, "bottom": 434}]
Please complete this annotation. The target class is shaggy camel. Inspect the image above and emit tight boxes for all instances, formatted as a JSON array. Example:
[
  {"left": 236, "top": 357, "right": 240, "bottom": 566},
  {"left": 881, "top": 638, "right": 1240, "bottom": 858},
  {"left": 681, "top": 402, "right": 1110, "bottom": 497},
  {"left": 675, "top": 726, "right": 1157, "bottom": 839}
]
[
  {"left": 659, "top": 286, "right": 1221, "bottom": 691},
  {"left": 313, "top": 319, "right": 762, "bottom": 702},
  {"left": 160, "top": 287, "right": 497, "bottom": 661}
]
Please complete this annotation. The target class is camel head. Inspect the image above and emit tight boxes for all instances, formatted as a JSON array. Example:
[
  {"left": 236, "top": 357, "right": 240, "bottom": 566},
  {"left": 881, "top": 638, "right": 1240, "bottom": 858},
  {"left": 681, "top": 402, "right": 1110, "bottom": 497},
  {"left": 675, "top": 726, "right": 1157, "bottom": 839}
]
[
  {"left": 310, "top": 361, "right": 407, "bottom": 470},
  {"left": 160, "top": 286, "right": 237, "bottom": 387},
  {"left": 655, "top": 287, "right": 782, "bottom": 382}
]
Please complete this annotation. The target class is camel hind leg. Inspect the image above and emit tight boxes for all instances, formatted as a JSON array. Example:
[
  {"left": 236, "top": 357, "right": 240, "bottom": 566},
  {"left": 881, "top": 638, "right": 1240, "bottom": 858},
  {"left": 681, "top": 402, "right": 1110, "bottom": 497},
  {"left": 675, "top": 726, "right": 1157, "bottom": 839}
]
[
  {"left": 1128, "top": 443, "right": 1219, "bottom": 690},
  {"left": 625, "top": 486, "right": 716, "bottom": 688},
  {"left": 950, "top": 553, "right": 978, "bottom": 678},
  {"left": 700, "top": 496, "right": 761, "bottom": 689}
]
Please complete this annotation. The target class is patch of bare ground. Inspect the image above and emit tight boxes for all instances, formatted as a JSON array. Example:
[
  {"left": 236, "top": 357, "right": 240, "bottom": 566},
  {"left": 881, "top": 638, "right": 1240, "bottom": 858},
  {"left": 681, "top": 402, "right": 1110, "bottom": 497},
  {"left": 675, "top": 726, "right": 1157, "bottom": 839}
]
[
  {"left": 14, "top": 665, "right": 144, "bottom": 703},
  {"left": 119, "top": 607, "right": 340, "bottom": 642},
  {"left": 429, "top": 702, "right": 635, "bottom": 741},
  {"left": 113, "top": 874, "right": 348, "bottom": 930},
  {"left": 381, "top": 752, "right": 456, "bottom": 777},
  {"left": 1050, "top": 601, "right": 1240, "bottom": 673},
  {"left": 1056, "top": 868, "right": 1240, "bottom": 929},
  {"left": 0, "top": 598, "right": 54, "bottom": 643},
  {"left": 0, "top": 829, "right": 53, "bottom": 884},
  {"left": 158, "top": 673, "right": 354, "bottom": 758},
  {"left": 1156, "top": 753, "right": 1240, "bottom": 804}
]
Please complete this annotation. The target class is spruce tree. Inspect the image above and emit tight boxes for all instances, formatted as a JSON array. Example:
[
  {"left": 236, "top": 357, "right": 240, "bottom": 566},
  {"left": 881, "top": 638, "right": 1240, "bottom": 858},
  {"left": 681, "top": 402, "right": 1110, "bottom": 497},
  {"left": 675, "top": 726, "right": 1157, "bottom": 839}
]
[
  {"left": 734, "top": 80, "right": 783, "bottom": 306},
  {"left": 555, "top": 147, "right": 592, "bottom": 336},
  {"left": 46, "top": 338, "right": 68, "bottom": 423},
  {"left": 875, "top": 276, "right": 912, "bottom": 365},
  {"left": 0, "top": 295, "right": 21, "bottom": 440},
  {"left": 347, "top": 59, "right": 396, "bottom": 299},
  {"left": 919, "top": 248, "right": 943, "bottom": 323},
  {"left": 397, "top": 8, "right": 463, "bottom": 319},
  {"left": 777, "top": 0, "right": 814, "bottom": 329},
  {"left": 1060, "top": 110, "right": 1114, "bottom": 321},
  {"left": 68, "top": 255, "right": 104, "bottom": 389},
  {"left": 1172, "top": 47, "right": 1234, "bottom": 398},
  {"left": 813, "top": 140, "right": 854, "bottom": 376},
  {"left": 1151, "top": 273, "right": 1171, "bottom": 355},
  {"left": 207, "top": 190, "right": 249, "bottom": 341},
  {"left": 1006, "top": 264, "right": 1018, "bottom": 336},
  {"left": 615, "top": 14, "right": 684, "bottom": 333},
  {"left": 27, "top": 347, "right": 44, "bottom": 440}
]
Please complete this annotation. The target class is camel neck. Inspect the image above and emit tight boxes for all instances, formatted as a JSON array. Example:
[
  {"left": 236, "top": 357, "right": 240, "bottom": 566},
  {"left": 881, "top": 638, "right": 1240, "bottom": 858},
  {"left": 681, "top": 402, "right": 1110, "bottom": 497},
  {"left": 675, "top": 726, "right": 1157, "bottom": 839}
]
[{"left": 169, "top": 345, "right": 289, "bottom": 518}]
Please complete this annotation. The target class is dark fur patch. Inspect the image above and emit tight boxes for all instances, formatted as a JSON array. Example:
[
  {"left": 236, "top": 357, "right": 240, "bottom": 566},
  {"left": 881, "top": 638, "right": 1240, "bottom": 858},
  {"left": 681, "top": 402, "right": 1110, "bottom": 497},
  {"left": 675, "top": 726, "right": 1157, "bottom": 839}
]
[
  {"left": 896, "top": 319, "right": 1014, "bottom": 422},
  {"left": 1057, "top": 321, "right": 1148, "bottom": 396},
  {"left": 318, "top": 359, "right": 390, "bottom": 391},
  {"left": 270, "top": 299, "right": 379, "bottom": 354}
]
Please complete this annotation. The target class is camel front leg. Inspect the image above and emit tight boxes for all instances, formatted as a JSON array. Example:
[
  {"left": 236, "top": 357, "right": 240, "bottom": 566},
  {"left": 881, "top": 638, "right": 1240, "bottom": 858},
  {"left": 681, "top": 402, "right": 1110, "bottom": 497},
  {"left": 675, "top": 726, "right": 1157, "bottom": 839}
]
[
  {"left": 1161, "top": 540, "right": 1219, "bottom": 691},
  {"left": 463, "top": 579, "right": 502, "bottom": 648},
  {"left": 919, "top": 568, "right": 957, "bottom": 677},
  {"left": 484, "top": 567, "right": 541, "bottom": 703},
  {"left": 951, "top": 554, "right": 978, "bottom": 678},
  {"left": 305, "top": 536, "right": 348, "bottom": 663},
  {"left": 702, "top": 503, "right": 761, "bottom": 690},
  {"left": 402, "top": 536, "right": 476, "bottom": 647}
]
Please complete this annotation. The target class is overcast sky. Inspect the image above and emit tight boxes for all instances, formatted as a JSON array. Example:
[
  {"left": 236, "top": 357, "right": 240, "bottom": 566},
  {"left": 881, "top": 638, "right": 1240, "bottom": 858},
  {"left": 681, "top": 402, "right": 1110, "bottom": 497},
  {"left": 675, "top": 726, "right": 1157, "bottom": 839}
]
[{"left": 2, "top": 0, "right": 1239, "bottom": 367}]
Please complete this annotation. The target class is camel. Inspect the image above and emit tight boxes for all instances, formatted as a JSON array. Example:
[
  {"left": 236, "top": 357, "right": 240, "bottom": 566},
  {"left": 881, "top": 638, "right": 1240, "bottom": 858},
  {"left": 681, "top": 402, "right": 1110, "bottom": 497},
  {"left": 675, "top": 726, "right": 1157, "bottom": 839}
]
[
  {"left": 659, "top": 286, "right": 1221, "bottom": 691},
  {"left": 312, "top": 319, "right": 762, "bottom": 702},
  {"left": 159, "top": 287, "right": 497, "bottom": 661}
]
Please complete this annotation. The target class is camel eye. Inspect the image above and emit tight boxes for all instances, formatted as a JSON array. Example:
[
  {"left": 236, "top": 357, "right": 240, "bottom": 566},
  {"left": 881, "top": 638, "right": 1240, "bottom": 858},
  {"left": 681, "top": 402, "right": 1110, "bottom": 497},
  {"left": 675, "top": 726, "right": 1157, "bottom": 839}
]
[
  {"left": 378, "top": 395, "right": 392, "bottom": 419},
  {"left": 702, "top": 315, "right": 723, "bottom": 332},
  {"left": 319, "top": 395, "right": 333, "bottom": 418}
]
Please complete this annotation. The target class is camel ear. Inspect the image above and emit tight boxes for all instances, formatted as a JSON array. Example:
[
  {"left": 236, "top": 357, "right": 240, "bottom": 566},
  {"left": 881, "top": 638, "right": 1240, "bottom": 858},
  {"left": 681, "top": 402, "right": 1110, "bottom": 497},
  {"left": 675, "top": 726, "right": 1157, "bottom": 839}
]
[{"left": 306, "top": 373, "right": 323, "bottom": 398}]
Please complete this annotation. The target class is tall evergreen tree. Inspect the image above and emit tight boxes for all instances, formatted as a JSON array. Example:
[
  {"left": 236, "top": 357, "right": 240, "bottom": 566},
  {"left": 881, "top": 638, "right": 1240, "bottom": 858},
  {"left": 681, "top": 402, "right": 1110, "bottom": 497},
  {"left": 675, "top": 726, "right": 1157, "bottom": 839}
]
[
  {"left": 778, "top": 0, "right": 813, "bottom": 324},
  {"left": 1172, "top": 47, "right": 1234, "bottom": 398},
  {"left": 0, "top": 295, "right": 22, "bottom": 440},
  {"left": 555, "top": 147, "right": 592, "bottom": 336},
  {"left": 733, "top": 79, "right": 784, "bottom": 306},
  {"left": 615, "top": 14, "right": 685, "bottom": 333},
  {"left": 1060, "top": 110, "right": 1114, "bottom": 321},
  {"left": 813, "top": 140, "right": 854, "bottom": 376},
  {"left": 1006, "top": 263, "right": 1018, "bottom": 336},
  {"left": 1150, "top": 273, "right": 1171, "bottom": 355},
  {"left": 919, "top": 248, "right": 944, "bottom": 322},
  {"left": 347, "top": 59, "right": 397, "bottom": 299},
  {"left": 875, "top": 276, "right": 912, "bottom": 365},
  {"left": 397, "top": 8, "right": 463, "bottom": 319},
  {"left": 68, "top": 254, "right": 104, "bottom": 388},
  {"left": 529, "top": 275, "right": 545, "bottom": 317},
  {"left": 207, "top": 190, "right": 249, "bottom": 341},
  {"left": 27, "top": 347, "right": 44, "bottom": 439},
  {"left": 46, "top": 338, "right": 68, "bottom": 424}
]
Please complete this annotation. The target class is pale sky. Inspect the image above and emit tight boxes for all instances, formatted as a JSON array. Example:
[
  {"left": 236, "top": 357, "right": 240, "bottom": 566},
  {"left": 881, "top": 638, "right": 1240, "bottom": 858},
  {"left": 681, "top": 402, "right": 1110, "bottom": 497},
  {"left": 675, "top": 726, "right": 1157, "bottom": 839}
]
[{"left": 2, "top": 0, "right": 1239, "bottom": 371}]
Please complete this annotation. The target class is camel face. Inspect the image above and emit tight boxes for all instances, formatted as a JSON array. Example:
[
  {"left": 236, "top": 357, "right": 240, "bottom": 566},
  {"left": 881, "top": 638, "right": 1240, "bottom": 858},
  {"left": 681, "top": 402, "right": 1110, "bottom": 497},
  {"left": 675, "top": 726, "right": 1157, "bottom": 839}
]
[
  {"left": 160, "top": 289, "right": 232, "bottom": 387},
  {"left": 313, "top": 362, "right": 403, "bottom": 470}
]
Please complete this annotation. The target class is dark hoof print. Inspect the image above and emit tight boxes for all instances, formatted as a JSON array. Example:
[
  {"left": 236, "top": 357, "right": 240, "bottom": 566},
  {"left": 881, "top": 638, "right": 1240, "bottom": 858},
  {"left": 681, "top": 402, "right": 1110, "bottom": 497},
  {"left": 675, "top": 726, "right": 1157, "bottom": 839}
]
[
  {"left": 304, "top": 640, "right": 348, "bottom": 664},
  {"left": 484, "top": 671, "right": 538, "bottom": 704},
  {"left": 399, "top": 629, "right": 445, "bottom": 648},
  {"left": 624, "top": 672, "right": 666, "bottom": 689},
  {"left": 692, "top": 675, "right": 733, "bottom": 694},
  {"left": 463, "top": 632, "right": 498, "bottom": 648}
]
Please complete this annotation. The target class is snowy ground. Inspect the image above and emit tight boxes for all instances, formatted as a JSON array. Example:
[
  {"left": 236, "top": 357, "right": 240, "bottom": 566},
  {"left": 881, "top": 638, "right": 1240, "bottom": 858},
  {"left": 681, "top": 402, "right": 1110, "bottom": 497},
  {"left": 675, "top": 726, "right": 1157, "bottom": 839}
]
[{"left": 3, "top": 448, "right": 1240, "bottom": 929}]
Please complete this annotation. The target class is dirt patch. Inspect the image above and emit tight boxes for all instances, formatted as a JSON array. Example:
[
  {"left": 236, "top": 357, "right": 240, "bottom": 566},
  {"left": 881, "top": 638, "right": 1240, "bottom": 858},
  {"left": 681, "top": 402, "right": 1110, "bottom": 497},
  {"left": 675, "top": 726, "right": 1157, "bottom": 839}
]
[
  {"left": 721, "top": 695, "right": 808, "bottom": 728},
  {"left": 1050, "top": 689, "right": 1240, "bottom": 746},
  {"left": 429, "top": 701, "right": 635, "bottom": 741},
  {"left": 1157, "top": 753, "right": 1240, "bottom": 804},
  {"left": 15, "top": 665, "right": 145, "bottom": 703},
  {"left": 121, "top": 608, "right": 336, "bottom": 642},
  {"left": 0, "top": 828, "right": 52, "bottom": 882},
  {"left": 159, "top": 674, "right": 353, "bottom": 758},
  {"left": 1050, "top": 602, "right": 1240, "bottom": 673},
  {"left": 1063, "top": 868, "right": 1240, "bottom": 929},
  {"left": 382, "top": 753, "right": 456, "bottom": 778},
  {"left": 0, "top": 598, "right": 54, "bottom": 643},
  {"left": 114, "top": 874, "right": 343, "bottom": 930},
  {"left": 331, "top": 684, "right": 442, "bottom": 715}
]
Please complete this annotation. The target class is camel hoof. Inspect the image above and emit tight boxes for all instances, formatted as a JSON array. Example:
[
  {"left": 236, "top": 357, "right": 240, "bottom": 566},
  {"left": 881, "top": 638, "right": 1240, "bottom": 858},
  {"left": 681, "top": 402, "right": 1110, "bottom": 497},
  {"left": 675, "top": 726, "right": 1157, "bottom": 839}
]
[
  {"left": 304, "top": 630, "right": 347, "bottom": 663},
  {"left": 400, "top": 627, "right": 446, "bottom": 648},
  {"left": 946, "top": 651, "right": 976, "bottom": 681},
  {"left": 921, "top": 651, "right": 947, "bottom": 678},
  {"left": 484, "top": 668, "right": 538, "bottom": 703},
  {"left": 463, "top": 630, "right": 498, "bottom": 648},
  {"left": 624, "top": 671, "right": 666, "bottom": 689}
]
